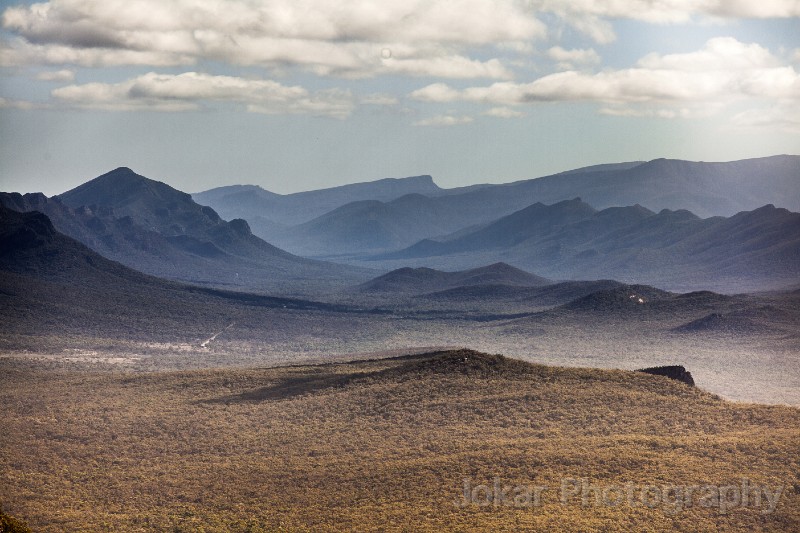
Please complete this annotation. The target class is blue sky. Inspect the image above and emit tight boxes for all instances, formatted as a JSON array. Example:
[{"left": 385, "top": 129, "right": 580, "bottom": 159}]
[{"left": 0, "top": 0, "right": 798, "bottom": 196}]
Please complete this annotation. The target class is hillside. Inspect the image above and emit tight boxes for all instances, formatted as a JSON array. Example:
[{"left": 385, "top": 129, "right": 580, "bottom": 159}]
[
  {"left": 2, "top": 349, "right": 798, "bottom": 531},
  {"left": 446, "top": 155, "right": 800, "bottom": 219},
  {"left": 2, "top": 168, "right": 373, "bottom": 294},
  {"left": 2, "top": 204, "right": 798, "bottom": 407},
  {"left": 0, "top": 205, "right": 152, "bottom": 283},
  {"left": 379, "top": 201, "right": 800, "bottom": 293},
  {"left": 358, "top": 262, "right": 551, "bottom": 293},
  {"left": 197, "top": 156, "right": 800, "bottom": 257},
  {"left": 192, "top": 174, "right": 441, "bottom": 226},
  {"left": 0, "top": 206, "right": 369, "bottom": 348},
  {"left": 275, "top": 194, "right": 462, "bottom": 255}
]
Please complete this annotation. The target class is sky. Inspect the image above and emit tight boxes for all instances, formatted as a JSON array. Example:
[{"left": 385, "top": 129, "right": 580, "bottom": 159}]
[{"left": 0, "top": 1, "right": 799, "bottom": 196}]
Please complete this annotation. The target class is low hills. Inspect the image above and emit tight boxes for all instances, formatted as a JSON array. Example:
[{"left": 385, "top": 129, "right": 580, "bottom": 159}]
[
  {"left": 558, "top": 284, "right": 673, "bottom": 311},
  {"left": 673, "top": 305, "right": 798, "bottom": 336},
  {"left": 357, "top": 262, "right": 550, "bottom": 293},
  {"left": 417, "top": 279, "right": 625, "bottom": 307}
]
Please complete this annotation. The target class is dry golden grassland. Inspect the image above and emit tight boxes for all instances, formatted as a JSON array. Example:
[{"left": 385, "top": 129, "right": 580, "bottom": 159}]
[{"left": 1, "top": 350, "right": 799, "bottom": 532}]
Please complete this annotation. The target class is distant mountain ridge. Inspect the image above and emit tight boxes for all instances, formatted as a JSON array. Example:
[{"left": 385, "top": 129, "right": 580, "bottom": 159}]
[
  {"left": 198, "top": 155, "right": 799, "bottom": 257},
  {"left": 2, "top": 168, "right": 372, "bottom": 294},
  {"left": 0, "top": 205, "right": 367, "bottom": 345},
  {"left": 193, "top": 174, "right": 441, "bottom": 226},
  {"left": 376, "top": 199, "right": 800, "bottom": 293}
]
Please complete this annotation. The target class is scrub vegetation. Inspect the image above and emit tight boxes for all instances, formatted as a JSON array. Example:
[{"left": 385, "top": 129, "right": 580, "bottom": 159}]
[{"left": 2, "top": 350, "right": 798, "bottom": 532}]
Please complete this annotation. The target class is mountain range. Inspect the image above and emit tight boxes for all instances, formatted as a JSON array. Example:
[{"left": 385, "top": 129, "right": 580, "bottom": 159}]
[
  {"left": 6, "top": 202, "right": 796, "bottom": 345},
  {"left": 3, "top": 156, "right": 798, "bottom": 295},
  {"left": 374, "top": 199, "right": 800, "bottom": 292},
  {"left": 192, "top": 174, "right": 444, "bottom": 227},
  {"left": 195, "top": 155, "right": 800, "bottom": 257},
  {"left": 1, "top": 167, "right": 371, "bottom": 294},
  {"left": 0, "top": 204, "right": 365, "bottom": 346},
  {"left": 3, "top": 200, "right": 798, "bottom": 409}
]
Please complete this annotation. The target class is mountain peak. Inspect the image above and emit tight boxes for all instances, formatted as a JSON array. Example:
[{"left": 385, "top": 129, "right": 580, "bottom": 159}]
[
  {"left": 59, "top": 167, "right": 185, "bottom": 210},
  {"left": 109, "top": 166, "right": 135, "bottom": 175},
  {"left": 95, "top": 166, "right": 150, "bottom": 185}
]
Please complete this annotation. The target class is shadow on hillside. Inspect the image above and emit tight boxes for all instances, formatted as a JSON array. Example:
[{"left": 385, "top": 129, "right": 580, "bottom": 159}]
[
  {"left": 201, "top": 372, "right": 355, "bottom": 404},
  {"left": 200, "top": 350, "right": 541, "bottom": 404}
]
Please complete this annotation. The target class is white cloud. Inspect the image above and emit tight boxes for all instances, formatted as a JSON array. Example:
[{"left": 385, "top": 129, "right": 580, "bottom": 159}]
[
  {"left": 533, "top": 0, "right": 800, "bottom": 23},
  {"left": 731, "top": 105, "right": 800, "bottom": 133},
  {"left": 0, "top": 37, "right": 194, "bottom": 68},
  {"left": 482, "top": 106, "right": 524, "bottom": 118},
  {"left": 704, "top": 0, "right": 800, "bottom": 18},
  {"left": 409, "top": 83, "right": 463, "bottom": 103},
  {"left": 597, "top": 106, "right": 718, "bottom": 119},
  {"left": 410, "top": 38, "right": 800, "bottom": 122},
  {"left": 379, "top": 55, "right": 513, "bottom": 80},
  {"left": 637, "top": 37, "right": 780, "bottom": 71},
  {"left": 413, "top": 114, "right": 474, "bottom": 126},
  {"left": 361, "top": 94, "right": 399, "bottom": 106},
  {"left": 3, "top": 0, "right": 797, "bottom": 78},
  {"left": 1, "top": 0, "right": 544, "bottom": 78},
  {"left": 50, "top": 72, "right": 355, "bottom": 117},
  {"left": 547, "top": 46, "right": 600, "bottom": 70},
  {"left": 35, "top": 68, "right": 75, "bottom": 82},
  {"left": 530, "top": 1, "right": 800, "bottom": 42},
  {"left": 0, "top": 96, "right": 43, "bottom": 110}
]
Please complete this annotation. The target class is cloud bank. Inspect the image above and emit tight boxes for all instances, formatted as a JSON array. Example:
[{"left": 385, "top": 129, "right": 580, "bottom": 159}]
[
  {"left": 1, "top": 1, "right": 798, "bottom": 129},
  {"left": 50, "top": 71, "right": 355, "bottom": 117},
  {"left": 411, "top": 38, "right": 800, "bottom": 125}
]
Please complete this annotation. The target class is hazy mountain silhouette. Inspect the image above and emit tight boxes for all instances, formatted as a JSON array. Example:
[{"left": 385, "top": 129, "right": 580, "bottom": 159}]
[
  {"left": 270, "top": 193, "right": 495, "bottom": 255},
  {"left": 193, "top": 174, "right": 442, "bottom": 227},
  {"left": 3, "top": 168, "right": 372, "bottom": 293},
  {"left": 0, "top": 205, "right": 373, "bottom": 343},
  {"left": 379, "top": 199, "right": 800, "bottom": 292},
  {"left": 215, "top": 155, "right": 799, "bottom": 257},
  {"left": 442, "top": 155, "right": 800, "bottom": 219},
  {"left": 358, "top": 262, "right": 550, "bottom": 293}
]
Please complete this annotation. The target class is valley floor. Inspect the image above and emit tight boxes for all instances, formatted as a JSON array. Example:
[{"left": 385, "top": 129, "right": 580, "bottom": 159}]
[{"left": 2, "top": 317, "right": 798, "bottom": 406}]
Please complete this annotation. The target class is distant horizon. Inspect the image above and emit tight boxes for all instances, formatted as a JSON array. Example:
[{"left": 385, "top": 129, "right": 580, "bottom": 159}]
[{"left": 7, "top": 152, "right": 799, "bottom": 198}]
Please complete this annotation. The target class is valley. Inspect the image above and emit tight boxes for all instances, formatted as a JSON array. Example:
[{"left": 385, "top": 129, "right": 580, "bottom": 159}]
[
  {"left": 1, "top": 156, "right": 799, "bottom": 532},
  {"left": 2, "top": 3, "right": 798, "bottom": 530}
]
